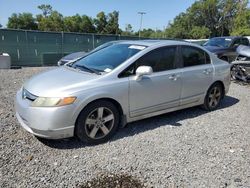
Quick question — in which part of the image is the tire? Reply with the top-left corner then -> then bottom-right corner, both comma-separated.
75,100 -> 119,144
231,65 -> 238,80
202,83 -> 223,111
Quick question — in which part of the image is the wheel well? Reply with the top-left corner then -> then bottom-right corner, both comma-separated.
74,98 -> 124,135
210,81 -> 225,98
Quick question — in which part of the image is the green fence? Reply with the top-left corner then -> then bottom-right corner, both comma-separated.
0,29 -> 145,66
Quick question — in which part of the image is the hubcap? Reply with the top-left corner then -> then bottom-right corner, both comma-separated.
208,86 -> 221,108
85,107 -> 114,139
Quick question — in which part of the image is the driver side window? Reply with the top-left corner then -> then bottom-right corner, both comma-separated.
136,46 -> 176,72
118,46 -> 177,78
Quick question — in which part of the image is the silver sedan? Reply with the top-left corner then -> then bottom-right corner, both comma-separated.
15,40 -> 231,144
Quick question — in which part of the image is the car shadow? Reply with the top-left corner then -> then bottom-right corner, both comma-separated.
38,96 -> 239,149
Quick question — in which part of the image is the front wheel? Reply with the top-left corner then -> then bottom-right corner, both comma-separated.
75,100 -> 119,144
203,83 -> 223,111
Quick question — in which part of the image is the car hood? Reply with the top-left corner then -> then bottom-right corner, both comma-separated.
24,67 -> 99,97
203,45 -> 227,53
62,51 -> 87,61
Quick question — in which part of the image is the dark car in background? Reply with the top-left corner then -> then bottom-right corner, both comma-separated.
57,41 -> 120,66
203,36 -> 250,62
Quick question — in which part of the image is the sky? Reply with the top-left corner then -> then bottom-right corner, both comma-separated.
0,0 -> 198,31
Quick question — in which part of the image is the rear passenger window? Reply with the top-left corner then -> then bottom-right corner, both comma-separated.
181,46 -> 210,67
136,46 -> 176,72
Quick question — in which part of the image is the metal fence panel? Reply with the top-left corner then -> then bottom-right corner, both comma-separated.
0,29 -> 151,67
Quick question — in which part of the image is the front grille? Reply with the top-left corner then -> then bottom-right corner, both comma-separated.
22,88 -> 38,101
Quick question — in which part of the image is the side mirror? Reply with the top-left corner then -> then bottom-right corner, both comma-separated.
135,66 -> 153,81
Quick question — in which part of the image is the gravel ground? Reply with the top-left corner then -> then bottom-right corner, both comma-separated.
0,67 -> 250,188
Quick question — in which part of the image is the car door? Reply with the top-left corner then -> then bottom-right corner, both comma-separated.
179,45 -> 213,106
127,46 -> 182,117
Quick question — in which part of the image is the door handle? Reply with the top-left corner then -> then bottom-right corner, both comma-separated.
203,69 -> 212,75
169,74 -> 179,81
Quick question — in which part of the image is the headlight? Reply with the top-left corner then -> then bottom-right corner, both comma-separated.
31,97 -> 76,107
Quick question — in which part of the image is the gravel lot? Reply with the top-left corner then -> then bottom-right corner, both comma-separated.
1,67 -> 250,188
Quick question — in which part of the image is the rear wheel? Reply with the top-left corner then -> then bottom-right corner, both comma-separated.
75,100 -> 119,144
203,83 -> 223,111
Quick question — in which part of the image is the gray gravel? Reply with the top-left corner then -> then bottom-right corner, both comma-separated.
0,67 -> 250,188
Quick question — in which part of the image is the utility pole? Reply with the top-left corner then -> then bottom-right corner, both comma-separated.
138,12 -> 146,38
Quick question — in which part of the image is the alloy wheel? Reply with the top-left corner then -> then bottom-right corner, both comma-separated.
208,86 -> 221,108
85,107 -> 115,139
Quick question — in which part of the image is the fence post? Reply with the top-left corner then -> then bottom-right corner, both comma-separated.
92,34 -> 95,50
61,31 -> 64,58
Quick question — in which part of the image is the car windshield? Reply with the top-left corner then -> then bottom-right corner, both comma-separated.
203,38 -> 232,48
72,43 -> 146,73
91,42 -> 115,53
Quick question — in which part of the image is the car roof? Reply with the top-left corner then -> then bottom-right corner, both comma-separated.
114,39 -> 192,47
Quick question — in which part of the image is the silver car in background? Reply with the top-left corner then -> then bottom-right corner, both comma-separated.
57,41 -> 120,66
15,40 -> 231,144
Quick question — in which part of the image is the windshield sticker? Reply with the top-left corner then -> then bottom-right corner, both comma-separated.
129,45 -> 146,50
225,38 -> 232,41
104,68 -> 112,73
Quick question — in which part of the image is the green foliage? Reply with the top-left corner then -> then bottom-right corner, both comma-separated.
165,0 -> 249,39
104,11 -> 120,34
80,15 -> 96,33
122,24 -> 133,36
38,4 -> 53,17
190,26 -> 210,39
64,14 -> 82,32
231,8 -> 250,35
64,14 -> 96,33
0,23 -> 2,28
37,11 -> 64,31
6,2 -> 250,38
94,12 -> 107,34
7,13 -> 38,30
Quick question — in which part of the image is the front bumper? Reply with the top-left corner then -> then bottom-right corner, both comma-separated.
15,90 -> 75,139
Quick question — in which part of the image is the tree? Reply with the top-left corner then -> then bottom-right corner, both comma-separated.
231,8 -> 250,35
37,11 -> 64,31
190,26 -> 210,39
164,0 -> 249,39
105,11 -> 120,34
0,23 -> 2,28
134,28 -> 155,38
80,15 -> 96,33
7,13 -> 38,30
38,4 -> 53,17
122,24 -> 133,36
64,14 -> 82,32
94,12 -> 107,34
164,13 -> 190,38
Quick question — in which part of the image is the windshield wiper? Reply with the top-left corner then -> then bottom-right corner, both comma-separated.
74,64 -> 101,75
